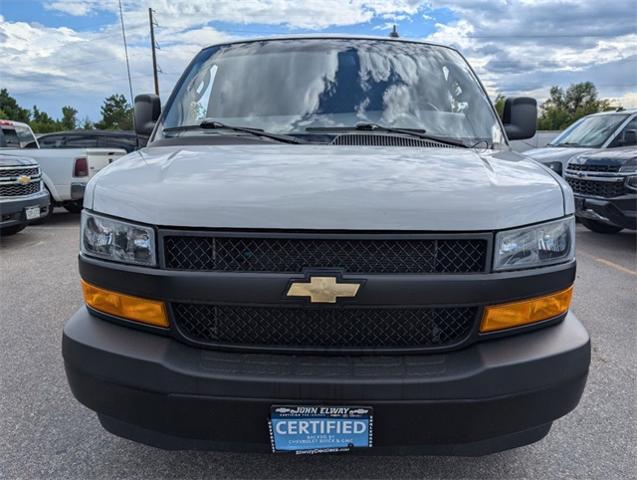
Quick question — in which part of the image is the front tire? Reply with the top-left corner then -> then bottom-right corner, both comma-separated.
579,218 -> 624,234
0,224 -> 26,237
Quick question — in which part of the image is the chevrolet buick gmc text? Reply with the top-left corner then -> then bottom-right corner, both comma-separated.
62,37 -> 591,456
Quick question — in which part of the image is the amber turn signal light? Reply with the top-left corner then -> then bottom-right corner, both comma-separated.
81,280 -> 169,328
480,286 -> 573,333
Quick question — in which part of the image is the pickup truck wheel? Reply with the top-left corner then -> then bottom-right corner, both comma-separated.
579,218 -> 624,234
0,224 -> 26,237
64,202 -> 83,214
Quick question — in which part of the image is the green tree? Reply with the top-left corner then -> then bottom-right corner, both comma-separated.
30,105 -> 60,133
60,105 -> 78,130
538,82 -> 613,130
96,94 -> 133,130
493,94 -> 506,118
81,116 -> 94,130
0,89 -> 30,123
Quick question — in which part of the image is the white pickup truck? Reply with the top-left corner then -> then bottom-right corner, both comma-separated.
0,120 -> 126,216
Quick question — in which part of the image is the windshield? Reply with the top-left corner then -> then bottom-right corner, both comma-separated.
159,39 -> 503,145
550,114 -> 629,148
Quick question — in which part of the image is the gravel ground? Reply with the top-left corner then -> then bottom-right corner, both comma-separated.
1,211 -> 635,479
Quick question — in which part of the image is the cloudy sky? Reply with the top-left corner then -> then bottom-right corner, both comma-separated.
1,0 -> 636,122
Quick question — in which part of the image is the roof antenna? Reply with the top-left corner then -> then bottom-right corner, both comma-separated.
389,25 -> 399,38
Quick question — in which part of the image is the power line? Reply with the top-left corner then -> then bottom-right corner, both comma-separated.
41,52 -> 147,71
14,73 -> 162,96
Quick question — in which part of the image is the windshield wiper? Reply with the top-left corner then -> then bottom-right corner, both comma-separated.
307,122 -> 469,148
549,142 -> 582,148
164,120 -> 305,144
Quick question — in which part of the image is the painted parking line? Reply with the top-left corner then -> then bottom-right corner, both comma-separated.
578,251 -> 637,277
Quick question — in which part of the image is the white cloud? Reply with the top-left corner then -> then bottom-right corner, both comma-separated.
423,1 -> 637,102
45,1 -> 94,16
2,1 -> 635,121
44,0 -> 429,31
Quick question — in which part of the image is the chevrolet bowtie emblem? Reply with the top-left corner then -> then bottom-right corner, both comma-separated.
17,175 -> 31,185
287,276 -> 361,304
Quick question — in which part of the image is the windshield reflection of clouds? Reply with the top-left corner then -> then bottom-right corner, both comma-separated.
162,39 -> 500,143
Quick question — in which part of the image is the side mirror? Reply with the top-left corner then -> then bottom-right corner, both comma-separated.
502,97 -> 537,140
623,129 -> 637,146
134,94 -> 161,136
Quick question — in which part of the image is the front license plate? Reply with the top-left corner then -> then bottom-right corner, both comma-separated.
25,206 -> 40,220
269,405 -> 373,454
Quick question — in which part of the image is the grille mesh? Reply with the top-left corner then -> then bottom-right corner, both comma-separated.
566,177 -> 625,198
0,167 -> 40,178
330,133 -> 458,148
567,163 -> 620,173
163,236 -> 487,274
172,303 -> 477,351
0,181 -> 41,197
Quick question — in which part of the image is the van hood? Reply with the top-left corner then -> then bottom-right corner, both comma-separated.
87,145 -> 568,231
524,146 -> 594,167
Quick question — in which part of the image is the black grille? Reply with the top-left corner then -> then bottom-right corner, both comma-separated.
0,181 -> 41,197
0,167 -> 40,178
163,236 -> 487,273
331,133 -> 457,148
172,303 -> 477,351
566,177 -> 625,198
567,163 -> 620,173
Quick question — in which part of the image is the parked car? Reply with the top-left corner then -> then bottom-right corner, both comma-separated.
38,129 -> 144,153
565,147 -> 637,233
525,109 -> 637,175
63,36 -> 590,456
0,120 -> 127,216
0,154 -> 50,236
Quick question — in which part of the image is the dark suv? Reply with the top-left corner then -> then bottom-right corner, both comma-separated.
0,154 -> 50,236
566,147 -> 637,233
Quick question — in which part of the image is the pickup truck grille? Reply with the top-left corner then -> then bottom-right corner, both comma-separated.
172,303 -> 477,352
163,235 -> 488,274
0,165 -> 42,197
0,166 -> 40,177
0,181 -> 41,197
566,177 -> 625,198
567,164 -> 621,173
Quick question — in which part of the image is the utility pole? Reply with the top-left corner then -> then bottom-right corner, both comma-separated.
149,8 -> 159,96
118,0 -> 134,107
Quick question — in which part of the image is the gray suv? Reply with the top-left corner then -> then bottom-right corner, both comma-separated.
526,109 -> 637,175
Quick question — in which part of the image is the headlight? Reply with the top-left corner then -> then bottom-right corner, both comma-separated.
81,211 -> 156,266
494,217 -> 575,271
625,175 -> 637,190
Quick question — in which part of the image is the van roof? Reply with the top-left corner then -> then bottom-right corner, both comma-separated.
202,34 -> 454,53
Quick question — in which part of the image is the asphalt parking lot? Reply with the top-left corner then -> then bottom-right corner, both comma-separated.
1,211 -> 635,479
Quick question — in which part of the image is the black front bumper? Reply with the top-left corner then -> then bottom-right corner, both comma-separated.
574,194 -> 637,230
0,190 -> 50,227
63,307 -> 590,455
